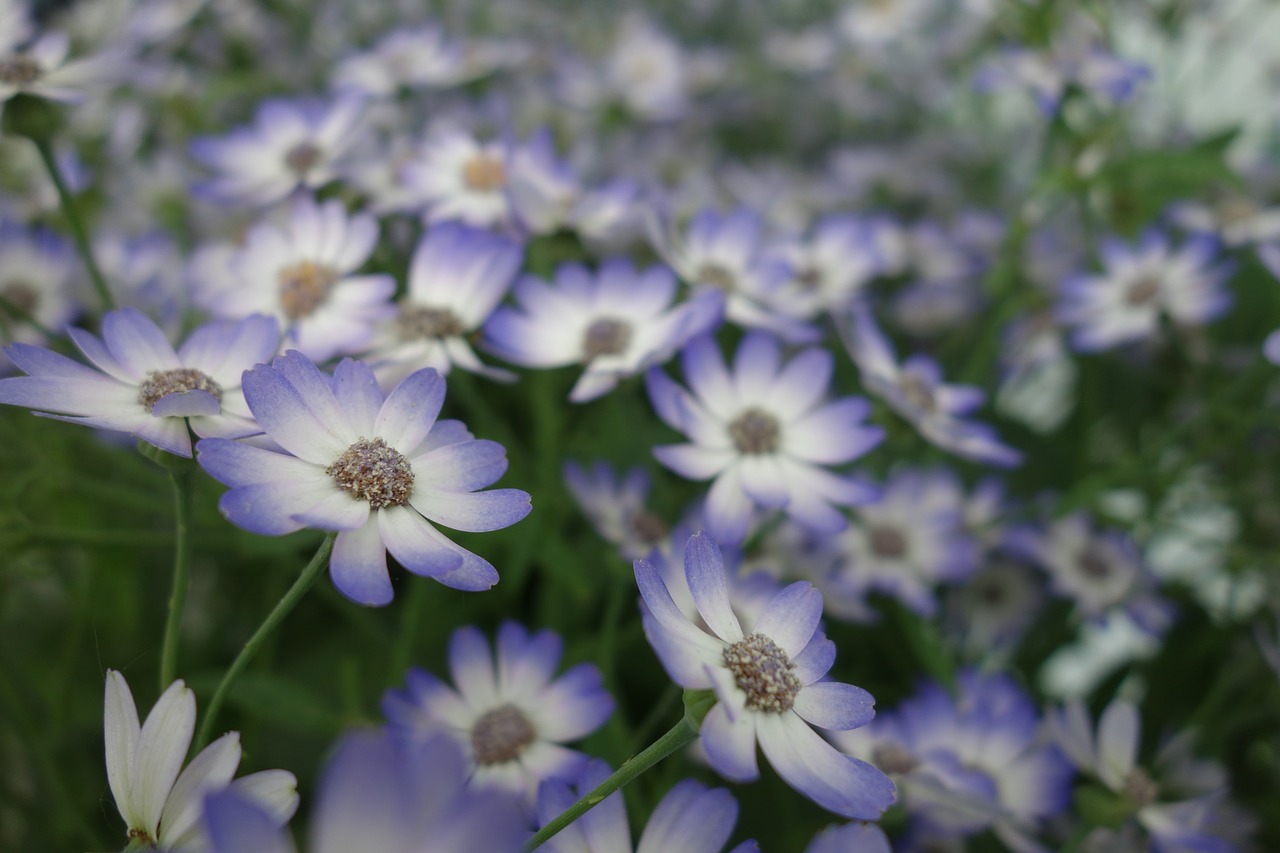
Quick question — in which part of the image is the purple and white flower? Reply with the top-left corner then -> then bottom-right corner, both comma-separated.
203,729 -> 527,853
763,214 -> 886,321
0,308 -> 280,456
647,332 -> 882,545
364,221 -> 522,388
104,670 -> 298,851
382,621 -> 614,807
1057,230 -> 1233,352
635,532 -> 896,819
563,460 -> 669,561
196,352 -> 531,606
191,196 -> 394,362
330,23 -> 499,97
0,222 -> 78,350
485,258 -> 723,403
842,305 -> 1022,468
0,25 -> 128,117
400,128 -> 515,229
1257,243 -> 1280,364
191,95 -> 366,208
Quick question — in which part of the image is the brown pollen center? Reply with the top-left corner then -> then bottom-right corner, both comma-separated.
395,304 -> 465,340
137,368 -> 223,413
1125,276 -> 1160,307
868,524 -> 908,559
722,633 -> 802,713
1077,547 -> 1112,580
0,280 -> 38,318
463,153 -> 505,191
582,318 -> 632,359
629,509 -> 667,544
0,55 -> 41,86
326,437 -> 415,509
284,142 -> 323,176
470,703 -> 536,765
729,407 -> 781,455
278,260 -> 340,320
696,263 -> 737,293
900,372 -> 936,412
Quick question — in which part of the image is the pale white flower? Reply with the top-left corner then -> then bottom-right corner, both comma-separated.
104,670 -> 298,851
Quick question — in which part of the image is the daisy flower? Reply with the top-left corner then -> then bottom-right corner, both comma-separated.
484,258 -> 724,403
191,95 -> 366,208
0,308 -> 280,456
635,532 -> 896,819
646,331 -> 882,545
382,621 -> 614,807
0,222 -> 78,349
0,26 -> 127,118
563,460 -> 669,561
104,670 -> 297,851
196,352 -> 531,606
191,195 -> 395,362
400,128 -> 514,229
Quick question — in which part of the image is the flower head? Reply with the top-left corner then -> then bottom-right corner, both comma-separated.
196,352 -> 530,606
383,622 -> 614,807
104,670 -> 297,850
635,532 -> 896,819
0,308 -> 280,456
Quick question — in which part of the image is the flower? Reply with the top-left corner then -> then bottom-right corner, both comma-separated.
536,760 -> 756,853
190,195 -> 394,362
382,621 -> 614,806
484,258 -> 724,403
647,331 -> 882,545
400,128 -> 515,229
563,460 -> 669,560
202,729 -> 527,853
1057,230 -> 1233,352
104,670 -> 297,850
0,221 -> 77,350
191,95 -> 366,208
634,532 -> 896,819
841,305 -> 1022,468
196,352 -> 531,606
0,23 -> 128,118
330,23 -> 496,97
363,221 -> 522,388
0,308 -> 280,456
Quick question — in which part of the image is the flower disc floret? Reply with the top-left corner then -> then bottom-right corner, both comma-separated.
463,153 -> 506,190
137,368 -> 223,413
728,406 -> 781,454
471,703 -> 537,765
396,304 -> 466,340
0,55 -> 40,85
723,633 -> 801,713
277,259 -> 341,320
284,141 -> 323,176
582,318 -> 632,359
326,437 -> 415,509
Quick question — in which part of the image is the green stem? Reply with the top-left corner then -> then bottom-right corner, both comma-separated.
34,138 -> 115,311
388,577 -> 430,684
524,715 -> 700,851
194,533 -> 335,750
159,469 -> 194,691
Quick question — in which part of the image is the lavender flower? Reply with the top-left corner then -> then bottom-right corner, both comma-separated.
0,308 -> 280,456
400,128 -> 515,229
383,622 -> 614,807
0,222 -> 77,349
635,532 -> 896,819
196,352 -> 530,606
647,332 -> 882,545
563,460 -> 668,560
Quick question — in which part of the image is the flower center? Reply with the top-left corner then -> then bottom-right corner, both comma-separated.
395,304 -> 465,340
696,263 -> 737,293
1215,197 -> 1257,226
629,509 -> 667,544
284,142 -> 323,176
126,827 -> 152,844
278,260 -> 340,320
900,372 -> 936,412
728,407 -> 781,455
582,318 -> 632,359
796,267 -> 823,290
462,153 -> 505,191
1123,768 -> 1159,808
326,437 -> 415,509
137,368 -> 223,412
872,742 -> 919,775
0,54 -> 41,86
1077,547 -> 1112,580
470,703 -> 536,765
1125,276 -> 1160,306
0,280 -> 38,318
868,524 -> 908,559
722,633 -> 802,713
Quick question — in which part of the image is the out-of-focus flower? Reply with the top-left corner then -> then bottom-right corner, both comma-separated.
191,96 -> 366,208
976,36 -> 1149,115
365,221 -> 521,388
635,532 -> 896,819
104,670 -> 297,851
1260,243 -> 1280,363
835,669 -> 1073,850
400,128 -> 515,229
190,196 -> 394,362
485,258 -> 723,403
537,759 -> 756,853
1058,230 -> 1232,352
842,306 -> 1022,468
1171,194 -> 1280,247
763,215 -> 885,320
383,622 -> 613,807
0,21 -> 129,119
647,332 -> 882,545
1047,697 -> 1252,851
331,23 -> 507,97
0,222 -> 77,349
0,308 -> 279,456
202,729 -> 526,853
563,461 -> 668,561
196,353 -> 531,606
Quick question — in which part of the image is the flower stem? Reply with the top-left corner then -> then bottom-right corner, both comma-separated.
159,468 -> 194,692
524,714 -> 700,851
33,137 -> 115,311
194,533 -> 336,751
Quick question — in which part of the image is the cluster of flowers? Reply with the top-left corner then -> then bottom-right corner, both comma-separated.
1,0 -> 1278,850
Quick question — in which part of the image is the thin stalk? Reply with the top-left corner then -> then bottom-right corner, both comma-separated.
159,468 -> 194,691
524,716 -> 699,851
194,534 -> 335,750
33,137 -> 115,310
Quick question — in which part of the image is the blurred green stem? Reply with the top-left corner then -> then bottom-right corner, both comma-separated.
34,138 -> 115,311
195,533 -> 335,750
159,468 -> 194,691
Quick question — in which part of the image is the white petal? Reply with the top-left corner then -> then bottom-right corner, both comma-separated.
131,680 -> 197,838
104,671 -> 141,827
